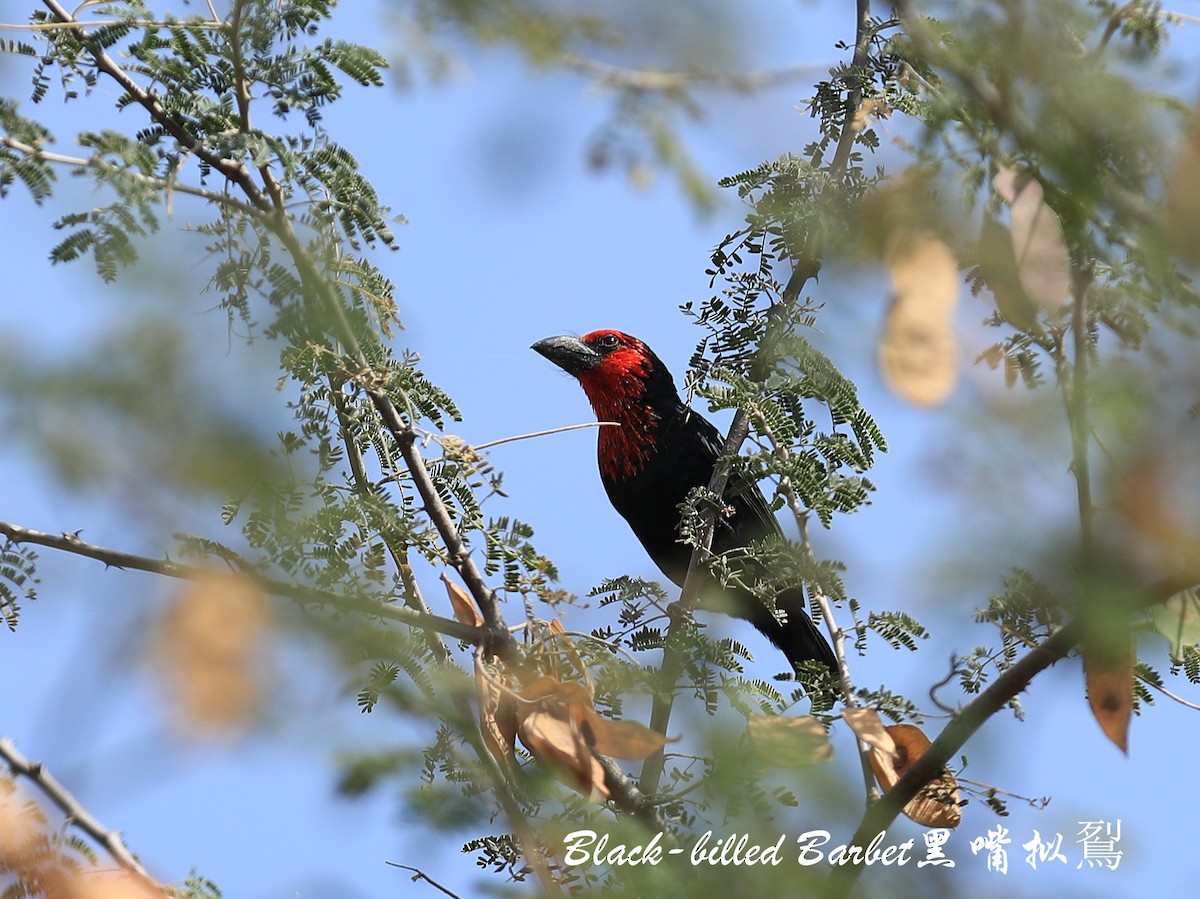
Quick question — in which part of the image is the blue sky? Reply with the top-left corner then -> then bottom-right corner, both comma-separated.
2,2 -> 1198,897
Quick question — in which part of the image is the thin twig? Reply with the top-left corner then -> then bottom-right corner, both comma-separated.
0,737 -> 165,894
1139,674 -> 1200,712
955,776 -> 1051,811
0,136 -> 260,218
328,378 -> 452,663
0,18 -> 225,32
472,420 -> 618,451
385,863 -> 462,898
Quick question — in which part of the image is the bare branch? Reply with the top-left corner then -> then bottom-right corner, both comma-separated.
473,420 -> 618,451
386,863 -> 463,898
0,737 -> 165,893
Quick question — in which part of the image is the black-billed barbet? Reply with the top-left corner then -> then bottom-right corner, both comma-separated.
532,329 -> 837,675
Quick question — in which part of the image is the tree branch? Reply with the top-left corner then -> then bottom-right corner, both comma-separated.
40,0 -> 273,214
821,621 -> 1081,898
0,520 -> 483,643
829,0 -> 877,176
0,737 -> 166,894
636,411 -> 749,796
328,379 -> 452,664
0,136 -> 261,218
640,0 -> 882,798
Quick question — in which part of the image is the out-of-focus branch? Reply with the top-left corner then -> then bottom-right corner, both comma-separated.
561,53 -> 819,94
0,737 -> 165,894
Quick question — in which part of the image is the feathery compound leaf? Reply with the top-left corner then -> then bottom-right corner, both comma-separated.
0,543 -> 39,632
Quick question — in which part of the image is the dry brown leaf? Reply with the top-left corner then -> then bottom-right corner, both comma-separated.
442,573 -> 483,628
1084,635 -> 1135,755
474,656 -> 518,766
522,678 -> 668,762
851,97 -> 878,132
977,214 -> 1041,331
517,679 -> 608,799
515,677 -> 669,799
867,723 -> 962,828
588,718 -> 671,761
879,230 -> 959,406
518,708 -> 610,800
840,707 -> 897,756
1163,109 -> 1200,264
993,165 -> 1070,311
747,714 -> 834,768
154,571 -> 270,738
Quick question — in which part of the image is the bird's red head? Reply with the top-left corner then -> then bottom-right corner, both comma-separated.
532,329 -> 680,480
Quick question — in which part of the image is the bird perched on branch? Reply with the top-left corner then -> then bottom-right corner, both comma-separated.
532,329 -> 837,676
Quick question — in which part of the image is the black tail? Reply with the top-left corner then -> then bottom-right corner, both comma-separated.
743,586 -> 838,676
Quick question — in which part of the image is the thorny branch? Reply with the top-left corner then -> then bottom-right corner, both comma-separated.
0,737 -> 166,894
0,519 -> 483,643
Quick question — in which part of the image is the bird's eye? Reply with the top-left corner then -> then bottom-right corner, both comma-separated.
594,333 -> 621,350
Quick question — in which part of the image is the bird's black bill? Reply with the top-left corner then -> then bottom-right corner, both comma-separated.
531,335 -> 603,376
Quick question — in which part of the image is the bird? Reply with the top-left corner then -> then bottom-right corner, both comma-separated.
531,328 -> 837,676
